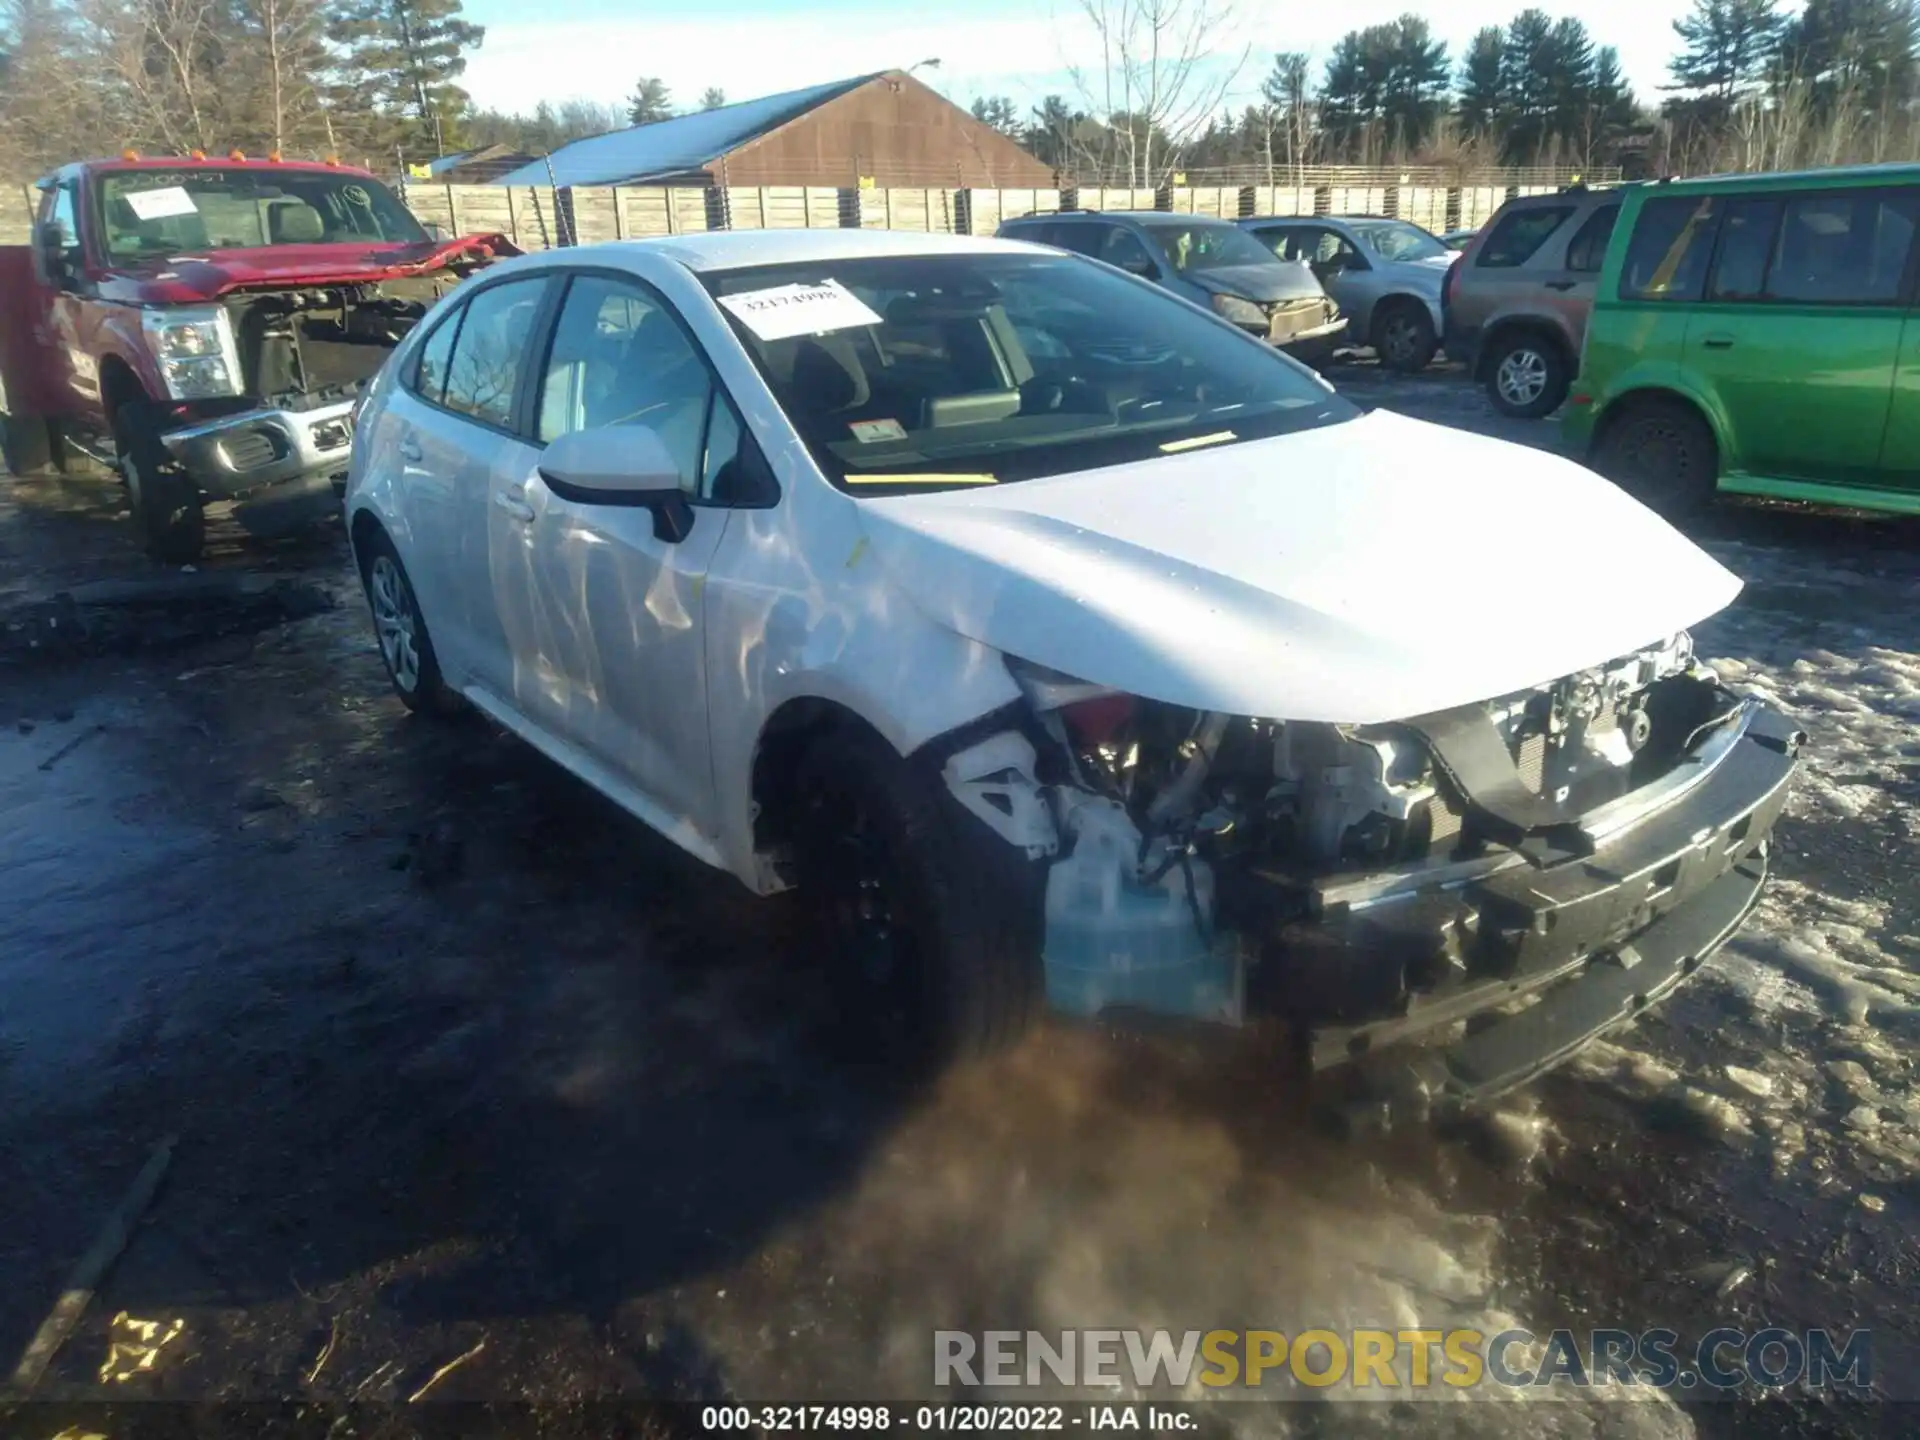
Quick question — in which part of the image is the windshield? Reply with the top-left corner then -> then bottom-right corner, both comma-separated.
97,168 -> 426,261
1139,220 -> 1282,274
1348,220 -> 1450,262
704,253 -> 1355,494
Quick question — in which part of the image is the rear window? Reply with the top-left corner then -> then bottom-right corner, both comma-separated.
1620,195 -> 1720,302
440,277 -> 548,429
1768,190 -> 1918,305
1474,205 -> 1574,268
1564,205 -> 1620,272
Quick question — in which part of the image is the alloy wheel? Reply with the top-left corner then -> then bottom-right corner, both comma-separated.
369,555 -> 422,693
1496,348 -> 1549,408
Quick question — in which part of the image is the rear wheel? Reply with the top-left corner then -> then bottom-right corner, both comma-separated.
1373,301 -> 1437,373
114,402 -> 205,563
792,728 -> 1041,1074
1485,332 -> 1570,419
356,527 -> 461,716
1594,398 -> 1719,518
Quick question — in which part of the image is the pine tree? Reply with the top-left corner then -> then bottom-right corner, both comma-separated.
699,88 -> 726,111
968,96 -> 1021,136
1669,0 -> 1785,101
1783,0 -> 1920,107
330,0 -> 485,157
1456,27 -> 1506,137
626,77 -> 672,125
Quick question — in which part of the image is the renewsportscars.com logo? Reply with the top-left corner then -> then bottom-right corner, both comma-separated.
933,1328 -> 1874,1393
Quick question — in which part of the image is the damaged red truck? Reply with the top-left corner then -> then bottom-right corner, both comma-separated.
0,155 -> 510,562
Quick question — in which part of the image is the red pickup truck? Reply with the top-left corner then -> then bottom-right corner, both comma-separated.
0,155 -> 511,562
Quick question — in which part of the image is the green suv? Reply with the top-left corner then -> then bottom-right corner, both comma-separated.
1563,164 -> 1920,516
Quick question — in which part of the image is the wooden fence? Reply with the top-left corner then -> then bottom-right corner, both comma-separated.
0,170 -> 1594,250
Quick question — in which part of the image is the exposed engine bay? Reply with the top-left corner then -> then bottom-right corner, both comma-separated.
942,632 -> 1795,1093
228,274 -> 457,407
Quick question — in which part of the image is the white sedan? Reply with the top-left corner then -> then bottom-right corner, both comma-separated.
345,229 -> 1798,1106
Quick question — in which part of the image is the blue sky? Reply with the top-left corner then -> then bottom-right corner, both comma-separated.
459,0 -> 1706,125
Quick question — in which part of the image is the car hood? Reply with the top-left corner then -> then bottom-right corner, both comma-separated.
854,410 -> 1741,724
1181,262 -> 1325,304
97,234 -> 515,304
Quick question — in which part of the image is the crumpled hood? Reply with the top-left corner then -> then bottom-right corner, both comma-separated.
1182,262 -> 1325,304
99,234 -> 514,304
855,410 -> 1742,724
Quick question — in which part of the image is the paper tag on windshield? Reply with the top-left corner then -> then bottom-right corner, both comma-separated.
719,279 -> 882,341
849,418 -> 906,443
123,187 -> 199,221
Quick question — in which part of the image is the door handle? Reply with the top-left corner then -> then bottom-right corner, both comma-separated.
1701,333 -> 1735,349
1544,279 -> 1578,292
398,438 -> 423,463
493,489 -> 535,523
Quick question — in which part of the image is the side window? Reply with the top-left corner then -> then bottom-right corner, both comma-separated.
1099,227 -> 1158,274
537,273 -> 712,495
411,307 -> 462,404
1050,223 -> 1106,258
697,391 -> 774,505
1475,205 -> 1575,268
1768,190 -> 1919,305
1620,195 -> 1720,302
1564,204 -> 1620,273
43,181 -> 81,253
1707,197 -> 1784,302
442,277 -> 548,428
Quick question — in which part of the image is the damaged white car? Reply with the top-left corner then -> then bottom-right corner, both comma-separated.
345,230 -> 1801,1111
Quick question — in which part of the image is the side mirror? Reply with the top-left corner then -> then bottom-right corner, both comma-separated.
421,221 -> 448,241
537,424 -> 695,542
33,221 -> 72,288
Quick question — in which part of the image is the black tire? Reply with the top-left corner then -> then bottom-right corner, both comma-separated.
1,411 -> 53,476
1372,300 -> 1438,373
114,402 -> 205,563
792,727 -> 1042,1073
1484,331 -> 1571,419
354,525 -> 461,716
1593,397 -> 1719,518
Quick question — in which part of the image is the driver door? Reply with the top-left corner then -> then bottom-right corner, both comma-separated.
491,271 -> 737,837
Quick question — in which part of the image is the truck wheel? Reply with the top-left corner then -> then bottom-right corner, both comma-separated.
1,412 -> 54,477
1594,398 -> 1718,518
114,403 -> 205,564
793,727 -> 1041,1073
1485,333 -> 1570,419
1373,300 -> 1437,373
355,527 -> 461,716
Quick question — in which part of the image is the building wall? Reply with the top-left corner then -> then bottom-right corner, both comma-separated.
714,73 -> 1056,189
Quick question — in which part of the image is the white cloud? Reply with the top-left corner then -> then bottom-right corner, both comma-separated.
463,1 -> 1693,128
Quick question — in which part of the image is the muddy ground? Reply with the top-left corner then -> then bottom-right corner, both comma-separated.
1,362 -> 1916,1438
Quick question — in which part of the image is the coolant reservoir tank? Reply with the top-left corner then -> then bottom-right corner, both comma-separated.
1042,798 -> 1241,1024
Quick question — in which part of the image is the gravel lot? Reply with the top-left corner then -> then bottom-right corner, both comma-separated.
1,361 -> 1915,1438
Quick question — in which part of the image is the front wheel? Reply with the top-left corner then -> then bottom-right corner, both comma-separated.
1,410 -> 53,477
1593,398 -> 1719,518
114,403 -> 204,563
1373,302 -> 1438,373
1485,334 -> 1570,419
792,729 -> 1041,1073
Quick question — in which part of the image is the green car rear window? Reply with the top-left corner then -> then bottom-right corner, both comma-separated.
1621,195 -> 1720,302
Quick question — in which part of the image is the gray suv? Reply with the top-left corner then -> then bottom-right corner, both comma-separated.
1442,186 -> 1626,418
996,210 -> 1347,362
1238,216 -> 1457,372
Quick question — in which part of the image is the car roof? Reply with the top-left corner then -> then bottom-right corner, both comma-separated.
1647,162 -> 1920,193
543,228 -> 1047,274
1003,210 -> 1236,227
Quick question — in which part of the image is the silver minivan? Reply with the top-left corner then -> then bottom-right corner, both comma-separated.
996,210 -> 1347,362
